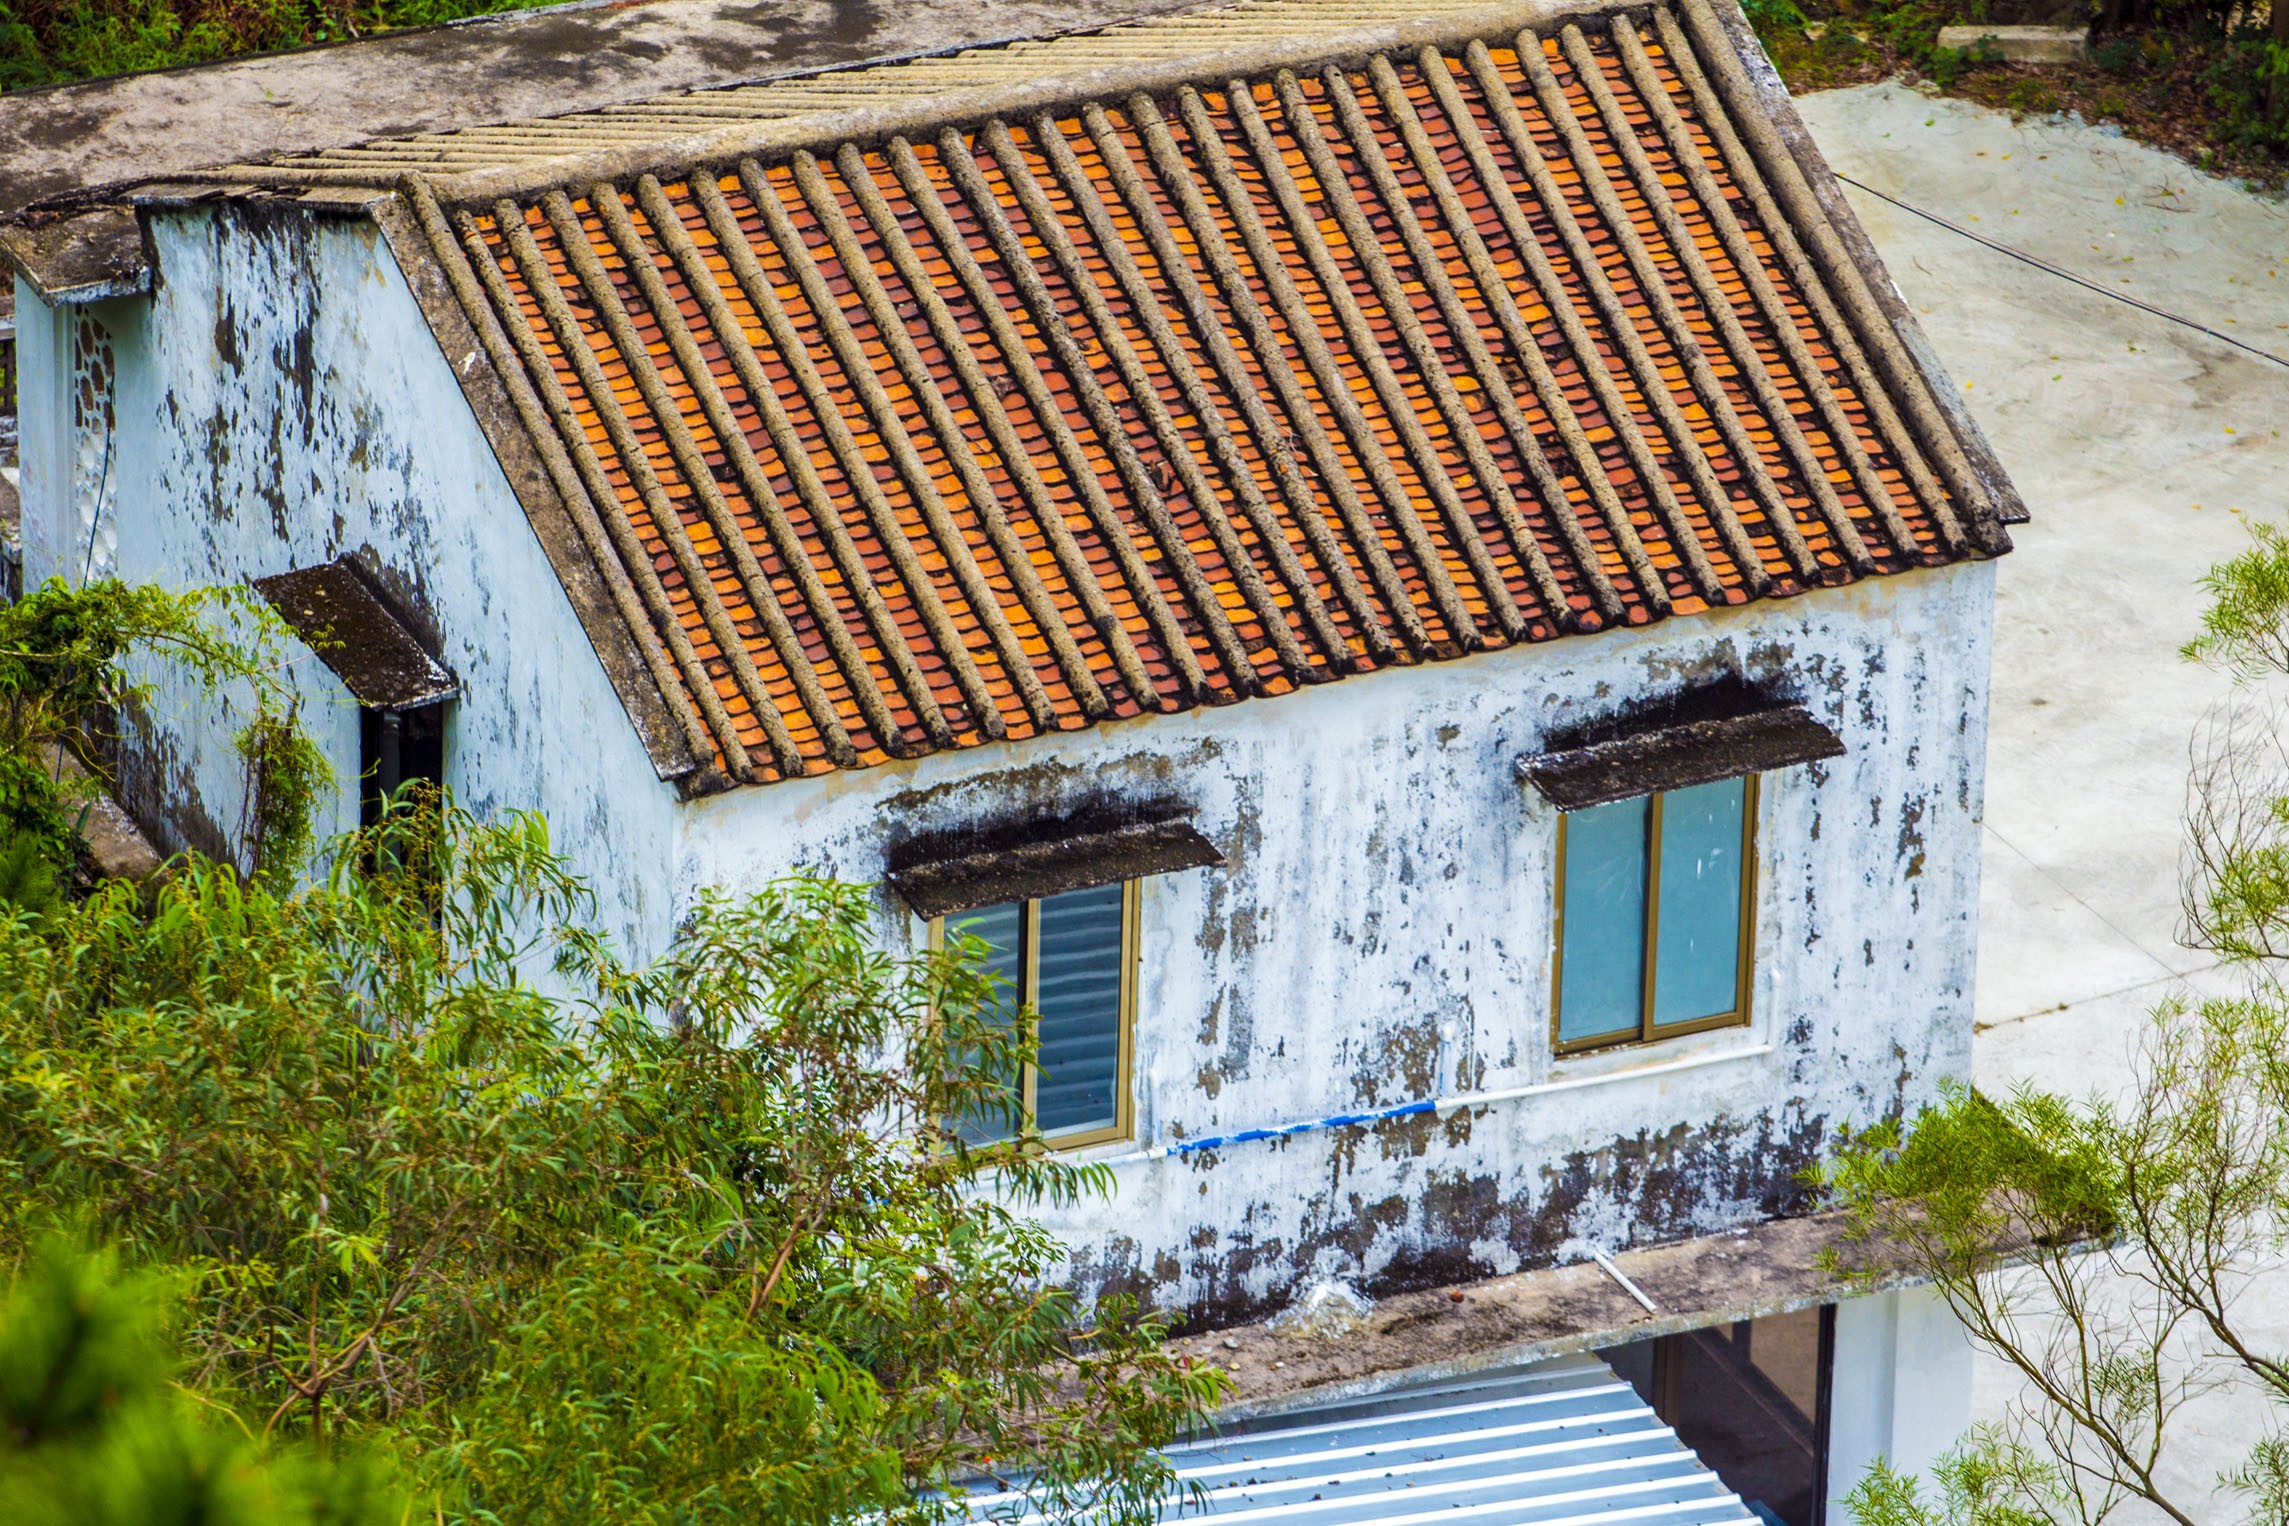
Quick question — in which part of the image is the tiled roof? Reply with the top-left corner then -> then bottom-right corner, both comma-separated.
230,0 -> 2016,788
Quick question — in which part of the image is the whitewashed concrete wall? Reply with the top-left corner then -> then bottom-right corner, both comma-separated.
1827,1286 -> 1976,1514
19,209 -> 1995,1328
677,561 -> 1996,1325
12,212 -> 676,940
14,274 -> 70,584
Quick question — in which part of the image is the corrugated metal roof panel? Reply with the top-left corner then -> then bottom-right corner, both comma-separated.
960,1352 -> 1757,1524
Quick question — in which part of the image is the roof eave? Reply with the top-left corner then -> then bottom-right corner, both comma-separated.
0,205 -> 151,305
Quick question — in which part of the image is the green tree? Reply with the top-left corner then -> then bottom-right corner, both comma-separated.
1,1238 -> 407,1526
0,798 -> 1222,1523
0,0 -> 559,91
1821,522 -> 2289,1525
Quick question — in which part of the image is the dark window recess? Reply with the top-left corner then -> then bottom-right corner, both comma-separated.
1602,1305 -> 1836,1526
0,322 -> 17,446
360,704 -> 446,827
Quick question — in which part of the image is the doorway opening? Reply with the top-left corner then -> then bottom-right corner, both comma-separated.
1602,1303 -> 1836,1525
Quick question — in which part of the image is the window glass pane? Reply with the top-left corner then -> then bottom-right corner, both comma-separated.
946,900 -> 1024,1145
1031,882 -> 1126,1138
1653,777 -> 1747,1027
1557,796 -> 1649,1046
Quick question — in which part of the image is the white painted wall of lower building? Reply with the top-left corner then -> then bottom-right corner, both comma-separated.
1827,1285 -> 1977,1518
672,561 -> 1996,1322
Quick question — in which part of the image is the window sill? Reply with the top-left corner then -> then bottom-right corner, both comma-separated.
1542,1025 -> 1770,1092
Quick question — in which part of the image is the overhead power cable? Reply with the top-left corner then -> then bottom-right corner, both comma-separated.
1835,172 -> 2289,373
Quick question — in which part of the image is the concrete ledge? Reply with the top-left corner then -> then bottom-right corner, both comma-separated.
1168,1209 -> 1912,1418
1934,24 -> 2089,63
42,744 -> 164,882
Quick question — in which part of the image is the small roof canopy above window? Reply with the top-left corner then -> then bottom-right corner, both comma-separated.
1519,700 -> 1844,812
252,559 -> 457,712
888,817 -> 1221,921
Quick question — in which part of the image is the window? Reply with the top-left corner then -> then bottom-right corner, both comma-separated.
359,702 -> 447,827
1553,776 -> 1756,1052
937,879 -> 1138,1149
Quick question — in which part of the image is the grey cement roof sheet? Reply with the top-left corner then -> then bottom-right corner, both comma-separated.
0,0 -> 1217,218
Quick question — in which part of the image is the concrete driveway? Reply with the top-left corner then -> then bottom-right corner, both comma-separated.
1797,80 -> 2289,1516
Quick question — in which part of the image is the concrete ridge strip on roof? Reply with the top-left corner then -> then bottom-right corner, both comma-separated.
174,0 -> 1605,207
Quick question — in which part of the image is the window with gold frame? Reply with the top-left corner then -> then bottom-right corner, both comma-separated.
933,879 -> 1139,1150
1552,776 -> 1758,1054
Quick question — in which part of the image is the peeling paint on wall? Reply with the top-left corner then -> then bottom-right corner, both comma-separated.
22,206 -> 678,940
675,564 -> 1995,1324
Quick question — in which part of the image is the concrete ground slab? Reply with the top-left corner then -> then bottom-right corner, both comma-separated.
1972,823 -> 2171,1024
1797,82 -> 2289,1023
1798,81 -> 2289,1518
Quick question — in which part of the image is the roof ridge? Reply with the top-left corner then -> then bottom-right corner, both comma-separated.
174,0 -> 1609,207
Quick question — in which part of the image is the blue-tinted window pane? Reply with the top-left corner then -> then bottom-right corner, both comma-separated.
1653,777 -> 1748,1027
1558,796 -> 1650,1046
1032,882 -> 1126,1138
946,900 -> 1024,1145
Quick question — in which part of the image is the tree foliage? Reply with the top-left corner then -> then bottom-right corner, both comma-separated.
0,798 -> 1222,1523
1821,520 -> 2289,1524
1,1238 -> 407,1526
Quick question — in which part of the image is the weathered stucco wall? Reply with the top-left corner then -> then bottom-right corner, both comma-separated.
16,208 -> 676,941
14,274 -> 70,583
674,562 -> 1995,1327
18,206 -> 1994,1332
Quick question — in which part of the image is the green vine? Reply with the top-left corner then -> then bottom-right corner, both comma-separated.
0,576 -> 333,893
238,703 -> 332,890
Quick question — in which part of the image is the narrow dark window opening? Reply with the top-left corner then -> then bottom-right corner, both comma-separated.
360,702 -> 446,828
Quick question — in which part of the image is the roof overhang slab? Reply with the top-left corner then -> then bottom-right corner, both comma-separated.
1166,1208 -> 1921,1421
0,205 -> 150,304
252,558 -> 459,711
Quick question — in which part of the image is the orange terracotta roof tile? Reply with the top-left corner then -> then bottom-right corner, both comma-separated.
332,0 -> 2014,787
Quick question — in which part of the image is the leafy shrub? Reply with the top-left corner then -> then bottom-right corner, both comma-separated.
0,578 -> 327,884
2005,74 -> 2062,114
0,803 -> 1223,1523
0,1240 -> 408,1526
2206,30 -> 2289,155
0,0 -> 559,87
1744,0 -> 1811,37
2093,32 -> 2143,71
0,827 -> 64,912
